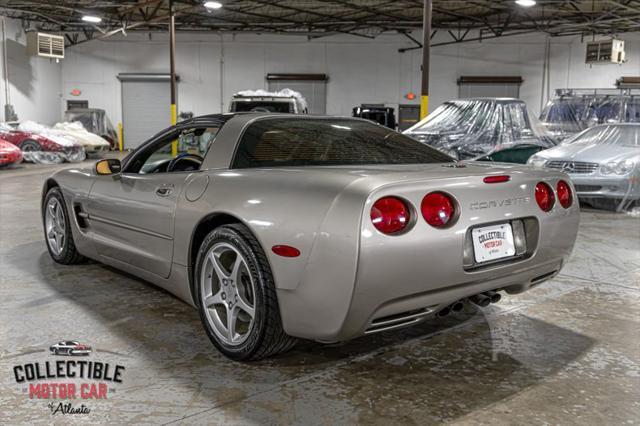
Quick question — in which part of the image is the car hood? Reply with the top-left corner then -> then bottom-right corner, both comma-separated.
405,130 -> 553,160
536,143 -> 639,164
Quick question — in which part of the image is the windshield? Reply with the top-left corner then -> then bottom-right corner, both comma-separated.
233,118 -> 454,168
563,125 -> 640,147
231,101 -> 292,113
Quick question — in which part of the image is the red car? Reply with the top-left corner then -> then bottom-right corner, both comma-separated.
0,138 -> 23,166
0,123 -> 84,163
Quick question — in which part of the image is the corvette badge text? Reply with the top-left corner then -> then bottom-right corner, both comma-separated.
470,196 -> 530,211
11,341 -> 126,416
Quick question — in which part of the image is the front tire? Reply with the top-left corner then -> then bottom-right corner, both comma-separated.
43,187 -> 86,264
195,224 -> 296,361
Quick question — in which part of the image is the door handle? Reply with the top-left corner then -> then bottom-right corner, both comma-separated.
155,186 -> 173,197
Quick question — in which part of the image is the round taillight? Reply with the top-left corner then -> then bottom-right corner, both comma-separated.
421,192 -> 456,228
556,180 -> 573,209
370,197 -> 411,234
535,182 -> 555,212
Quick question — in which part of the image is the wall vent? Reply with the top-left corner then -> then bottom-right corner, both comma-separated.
26,32 -> 65,59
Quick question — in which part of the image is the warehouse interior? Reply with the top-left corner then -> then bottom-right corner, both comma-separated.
1,1 -> 639,424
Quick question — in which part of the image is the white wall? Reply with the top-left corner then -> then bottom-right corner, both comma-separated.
1,17 -> 62,124
3,14 -> 638,126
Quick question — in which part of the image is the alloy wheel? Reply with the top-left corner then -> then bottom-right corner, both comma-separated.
200,242 -> 257,346
45,198 -> 66,256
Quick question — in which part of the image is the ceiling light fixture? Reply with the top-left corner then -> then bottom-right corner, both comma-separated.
515,0 -> 536,6
204,1 -> 223,9
82,15 -> 102,23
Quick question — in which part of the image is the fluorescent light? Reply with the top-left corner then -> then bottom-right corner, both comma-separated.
82,15 -> 102,23
204,1 -> 223,9
515,0 -> 536,6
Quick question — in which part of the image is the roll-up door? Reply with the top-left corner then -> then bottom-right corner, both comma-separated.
118,73 -> 176,149
267,73 -> 328,114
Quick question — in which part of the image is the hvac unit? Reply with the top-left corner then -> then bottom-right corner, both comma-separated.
26,32 -> 64,59
585,39 -> 625,64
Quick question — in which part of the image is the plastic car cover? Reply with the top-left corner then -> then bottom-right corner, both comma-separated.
539,96 -> 591,140
568,125 -> 639,212
530,124 -> 640,212
53,121 -> 111,154
17,121 -> 86,164
234,88 -> 309,112
404,99 -> 555,160
63,109 -> 115,135
540,93 -> 640,141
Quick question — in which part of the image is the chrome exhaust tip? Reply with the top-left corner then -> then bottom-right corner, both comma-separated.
450,301 -> 465,312
484,290 -> 502,304
469,294 -> 491,308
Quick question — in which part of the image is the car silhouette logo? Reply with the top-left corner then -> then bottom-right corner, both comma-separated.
561,162 -> 575,173
49,341 -> 92,356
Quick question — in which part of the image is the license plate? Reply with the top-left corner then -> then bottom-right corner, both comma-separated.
472,223 -> 516,263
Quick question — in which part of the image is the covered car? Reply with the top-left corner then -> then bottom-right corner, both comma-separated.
528,123 -> 640,211
0,138 -> 23,166
63,108 -> 118,149
54,121 -> 110,156
229,89 -> 309,114
540,91 -> 640,141
539,95 -> 591,141
0,122 -> 85,164
404,98 -> 555,161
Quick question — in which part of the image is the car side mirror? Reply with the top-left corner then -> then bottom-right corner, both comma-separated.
96,158 -> 122,175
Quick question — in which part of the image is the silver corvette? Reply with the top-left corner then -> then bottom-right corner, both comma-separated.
42,113 -> 580,361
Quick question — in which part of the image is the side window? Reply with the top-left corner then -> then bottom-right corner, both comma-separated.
133,127 -> 219,174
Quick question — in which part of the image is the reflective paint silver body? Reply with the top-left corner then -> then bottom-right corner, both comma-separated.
43,114 -> 580,342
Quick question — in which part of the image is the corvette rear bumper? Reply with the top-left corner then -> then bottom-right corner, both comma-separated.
342,257 -> 564,340
276,172 -> 580,342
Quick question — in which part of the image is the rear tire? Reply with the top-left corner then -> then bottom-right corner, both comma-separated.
43,187 -> 86,265
195,224 -> 296,361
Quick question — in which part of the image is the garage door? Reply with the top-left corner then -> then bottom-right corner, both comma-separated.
267,74 -> 328,115
457,76 -> 523,99
119,74 -> 173,149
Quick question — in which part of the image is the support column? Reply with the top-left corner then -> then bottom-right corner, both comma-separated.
169,0 -> 178,156
420,0 -> 432,119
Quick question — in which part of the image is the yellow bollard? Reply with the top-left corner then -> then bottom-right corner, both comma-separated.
118,122 -> 124,152
171,104 -> 178,157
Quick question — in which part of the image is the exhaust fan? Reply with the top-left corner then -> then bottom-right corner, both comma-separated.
26,32 -> 64,59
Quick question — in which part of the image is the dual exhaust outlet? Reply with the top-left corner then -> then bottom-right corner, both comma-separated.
436,290 -> 502,317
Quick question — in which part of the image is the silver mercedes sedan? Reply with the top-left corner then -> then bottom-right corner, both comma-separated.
42,113 -> 579,360
528,123 -> 640,208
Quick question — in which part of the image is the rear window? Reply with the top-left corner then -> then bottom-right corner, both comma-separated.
232,118 -> 453,168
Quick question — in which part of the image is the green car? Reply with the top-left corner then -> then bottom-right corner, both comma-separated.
476,144 -> 546,164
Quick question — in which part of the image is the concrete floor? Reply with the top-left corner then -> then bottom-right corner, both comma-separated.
1,159 -> 639,425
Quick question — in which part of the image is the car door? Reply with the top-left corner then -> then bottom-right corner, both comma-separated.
86,127 -> 205,278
